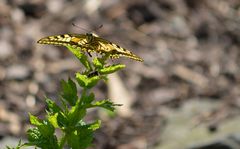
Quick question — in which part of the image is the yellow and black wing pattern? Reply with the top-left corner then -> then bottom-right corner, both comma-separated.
37,33 -> 143,62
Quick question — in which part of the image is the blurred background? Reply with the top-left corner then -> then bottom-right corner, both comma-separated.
1,0 -> 240,148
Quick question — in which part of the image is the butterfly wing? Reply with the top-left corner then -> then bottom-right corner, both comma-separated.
94,36 -> 144,62
37,34 -> 89,51
37,33 -> 143,62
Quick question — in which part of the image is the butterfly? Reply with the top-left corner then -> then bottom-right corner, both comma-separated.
37,33 -> 143,62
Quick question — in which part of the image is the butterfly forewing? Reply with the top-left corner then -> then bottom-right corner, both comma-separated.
37,33 -> 143,62
38,34 -> 85,50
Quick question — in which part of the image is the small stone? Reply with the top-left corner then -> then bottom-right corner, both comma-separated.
43,47 -> 61,60
0,26 -> 14,40
47,0 -> 64,14
11,8 -> 26,24
0,66 -> 6,80
6,64 -> 31,80
28,81 -> 39,94
25,95 -> 36,108
0,40 -> 13,60
19,2 -> 46,18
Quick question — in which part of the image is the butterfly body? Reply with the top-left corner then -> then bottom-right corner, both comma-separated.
37,33 -> 143,62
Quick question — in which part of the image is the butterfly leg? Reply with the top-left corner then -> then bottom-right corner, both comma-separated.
87,51 -> 92,57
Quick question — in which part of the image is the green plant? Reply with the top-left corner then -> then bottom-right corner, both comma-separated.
7,45 -> 128,149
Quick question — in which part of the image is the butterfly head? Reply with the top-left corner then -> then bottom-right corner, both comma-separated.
85,33 -> 99,42
84,33 -> 92,42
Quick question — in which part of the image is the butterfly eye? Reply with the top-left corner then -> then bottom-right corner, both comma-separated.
86,33 -> 93,42
86,33 -> 92,36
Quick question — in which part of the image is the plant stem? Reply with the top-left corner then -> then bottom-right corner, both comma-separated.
80,88 -> 90,105
59,132 -> 67,149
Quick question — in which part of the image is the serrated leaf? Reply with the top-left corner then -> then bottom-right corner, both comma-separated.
66,121 -> 100,148
56,112 -> 68,128
66,46 -> 92,70
99,64 -> 125,74
75,73 -> 88,87
61,78 -> 78,106
88,120 -> 101,131
27,127 -> 59,149
60,97 -> 68,112
29,114 -> 55,138
67,126 -> 93,149
93,100 -> 121,111
46,98 -> 62,114
68,103 -> 86,127
48,113 -> 59,128
87,76 -> 101,88
75,119 -> 86,127
76,73 -> 100,89
45,98 -> 69,128
29,113 -> 42,126
92,57 -> 104,69
27,119 -> 58,148
38,120 -> 55,137
83,92 -> 95,104
27,128 -> 42,143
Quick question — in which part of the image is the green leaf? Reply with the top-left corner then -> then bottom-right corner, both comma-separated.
27,128 -> 42,144
66,46 -> 92,70
46,98 -> 62,114
61,78 -> 78,106
68,103 -> 87,127
29,113 -> 42,126
67,126 -> 94,149
93,100 -> 122,112
27,118 -> 58,148
75,73 -> 88,87
99,64 -> 125,75
60,97 -> 69,112
45,99 -> 69,128
27,127 -> 59,149
29,114 -> 55,137
56,112 -> 68,128
39,120 -> 55,137
92,57 -> 104,69
87,76 -> 101,88
48,113 -> 59,128
76,73 -> 100,89
88,120 -> 101,131
83,92 -> 95,104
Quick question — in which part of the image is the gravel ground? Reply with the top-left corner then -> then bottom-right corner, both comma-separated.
1,0 -> 240,149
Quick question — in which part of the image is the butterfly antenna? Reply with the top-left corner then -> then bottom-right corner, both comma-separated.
72,22 -> 103,33
72,23 -> 91,32
95,24 -> 103,31
91,24 -> 103,33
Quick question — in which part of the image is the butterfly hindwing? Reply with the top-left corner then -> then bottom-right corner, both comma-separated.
94,36 -> 143,62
